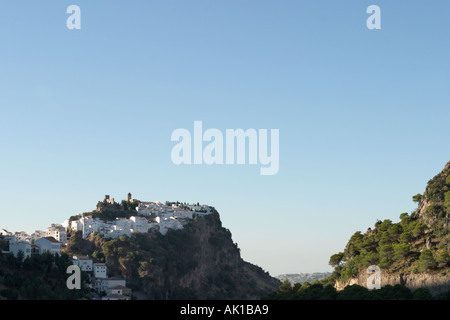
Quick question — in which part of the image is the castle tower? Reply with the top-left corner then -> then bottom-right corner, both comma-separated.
127,192 -> 132,202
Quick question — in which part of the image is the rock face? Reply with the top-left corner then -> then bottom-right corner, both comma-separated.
72,210 -> 281,300
335,270 -> 450,296
412,161 -> 450,229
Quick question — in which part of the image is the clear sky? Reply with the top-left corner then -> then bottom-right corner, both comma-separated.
0,1 -> 449,276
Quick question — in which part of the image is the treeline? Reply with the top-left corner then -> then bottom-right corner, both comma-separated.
263,280 -> 450,300
0,252 -> 90,300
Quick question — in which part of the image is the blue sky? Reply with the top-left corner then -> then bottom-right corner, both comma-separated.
0,1 -> 449,275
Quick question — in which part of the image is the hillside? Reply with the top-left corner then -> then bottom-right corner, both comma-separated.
327,161 -> 450,295
263,161 -> 450,300
65,209 -> 280,299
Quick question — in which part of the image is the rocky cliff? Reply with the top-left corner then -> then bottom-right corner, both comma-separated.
66,210 -> 280,299
335,270 -> 450,296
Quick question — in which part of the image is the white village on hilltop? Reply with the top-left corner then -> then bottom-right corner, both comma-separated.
0,193 -> 212,300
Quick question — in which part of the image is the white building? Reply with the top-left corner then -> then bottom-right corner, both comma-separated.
34,237 -> 62,255
71,219 -> 83,232
94,263 -> 107,279
82,217 -> 104,238
62,219 -> 70,229
157,217 -> 183,235
114,218 -> 130,230
0,228 -> 11,236
31,230 -> 47,241
13,231 -> 31,242
173,210 -> 194,219
95,277 -> 128,295
130,216 -> 149,233
136,203 -> 154,216
4,241 -> 32,259
46,224 -> 68,245
72,255 -> 93,271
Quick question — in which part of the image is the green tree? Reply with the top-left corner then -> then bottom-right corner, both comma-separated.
399,212 -> 411,225
444,191 -> 450,211
378,257 -> 393,269
329,252 -> 344,267
278,280 -> 293,295
320,284 -> 338,300
361,235 -> 378,253
92,250 -> 105,263
16,250 -> 24,265
387,224 -> 403,243
337,285 -> 369,300
379,244 -> 394,260
345,232 -> 364,258
378,220 -> 393,233
412,193 -> 423,204
393,243 -> 410,261
436,250 -> 450,268
359,251 -> 379,267
399,231 -> 413,244
412,288 -> 433,300
379,232 -> 391,246
412,222 -> 427,239
418,249 -> 436,272
446,174 -> 450,186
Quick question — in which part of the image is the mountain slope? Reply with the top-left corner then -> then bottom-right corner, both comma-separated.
328,161 -> 450,295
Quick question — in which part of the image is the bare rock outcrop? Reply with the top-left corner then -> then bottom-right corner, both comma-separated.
335,270 -> 450,296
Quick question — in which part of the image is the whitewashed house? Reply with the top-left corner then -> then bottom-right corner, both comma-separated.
31,230 -> 46,241
114,218 -> 130,230
71,219 -> 83,232
0,228 -> 11,236
94,263 -> 107,279
108,285 -> 131,296
14,231 -> 31,242
72,255 -> 93,271
34,237 -> 62,255
46,224 -> 68,245
130,216 -> 148,233
4,241 -> 32,259
136,203 -> 153,216
81,217 -> 104,238
102,282 -> 131,300
173,210 -> 193,219
97,278 -> 128,294
157,217 -> 183,235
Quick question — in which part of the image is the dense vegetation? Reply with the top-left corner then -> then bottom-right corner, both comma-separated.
0,251 -> 90,300
263,279 -> 450,300
328,163 -> 450,283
